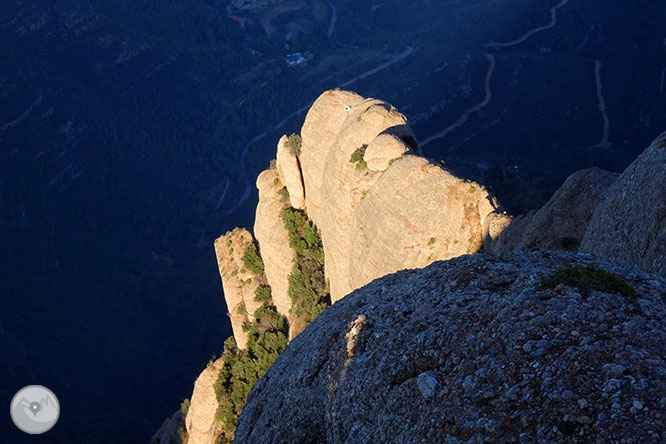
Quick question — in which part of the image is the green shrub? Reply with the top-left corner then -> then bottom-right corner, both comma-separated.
214,303 -> 287,441
541,263 -> 638,298
469,186 -> 476,193
242,244 -> 264,276
273,177 -> 279,187
285,133 -> 302,156
181,398 -> 190,416
269,159 -> 277,169
428,237 -> 436,245
280,208 -> 329,323
349,145 -> 367,170
349,145 -> 367,163
254,285 -> 272,304
277,187 -> 290,202
178,426 -> 187,442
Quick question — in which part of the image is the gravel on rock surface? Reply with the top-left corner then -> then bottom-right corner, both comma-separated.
234,251 -> 666,444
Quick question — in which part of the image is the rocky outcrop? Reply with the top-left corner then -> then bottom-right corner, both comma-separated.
364,133 -> 411,172
253,168 -> 293,319
276,135 -> 305,210
348,155 -> 500,297
148,410 -> 184,444
580,132 -> 666,278
299,90 -> 365,224
495,168 -> 618,253
185,358 -> 224,444
296,90 -> 499,301
234,252 -> 666,444
490,210 -> 535,253
214,229 -> 263,349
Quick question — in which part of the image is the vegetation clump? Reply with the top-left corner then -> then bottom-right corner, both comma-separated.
285,133 -> 302,156
349,145 -> 367,170
281,208 -> 329,323
242,244 -> 264,276
541,263 -> 638,298
214,288 -> 288,443
180,398 -> 190,415
277,187 -> 290,203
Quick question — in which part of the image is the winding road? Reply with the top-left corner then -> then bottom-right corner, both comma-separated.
485,0 -> 570,48
327,1 -> 337,38
591,60 -> 611,148
421,54 -> 495,148
423,0 -> 571,147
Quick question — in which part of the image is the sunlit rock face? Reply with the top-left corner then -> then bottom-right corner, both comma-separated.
348,154 -> 499,298
581,131 -> 666,278
185,358 -> 224,444
233,252 -> 666,444
276,134 -> 306,210
299,89 -> 365,225
213,228 -> 262,349
495,167 -> 618,254
298,90 -> 500,301
253,167 -> 293,320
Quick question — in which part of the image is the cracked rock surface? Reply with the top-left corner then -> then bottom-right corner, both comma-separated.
234,252 -> 666,444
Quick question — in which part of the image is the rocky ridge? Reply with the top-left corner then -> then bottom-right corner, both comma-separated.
494,168 -> 618,253
580,131 -> 666,278
213,228 -> 263,349
234,252 -> 666,444
216,89 -> 504,345
173,93 -> 666,444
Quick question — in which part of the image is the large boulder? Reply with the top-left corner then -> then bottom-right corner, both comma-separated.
253,168 -> 293,320
234,252 -> 666,444
364,133 -> 411,172
496,168 -> 618,253
580,132 -> 666,278
185,358 -> 224,444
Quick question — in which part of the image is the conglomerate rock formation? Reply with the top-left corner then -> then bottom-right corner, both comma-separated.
581,131 -> 666,278
234,252 -> 666,444
253,168 -> 293,321
184,358 -> 224,444
214,89 -> 505,340
175,94 -> 666,444
213,228 -> 263,349
277,89 -> 502,302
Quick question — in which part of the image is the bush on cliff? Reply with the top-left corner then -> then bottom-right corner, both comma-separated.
241,243 -> 264,276
285,133 -> 302,156
213,294 -> 288,442
280,208 -> 329,323
349,144 -> 367,170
